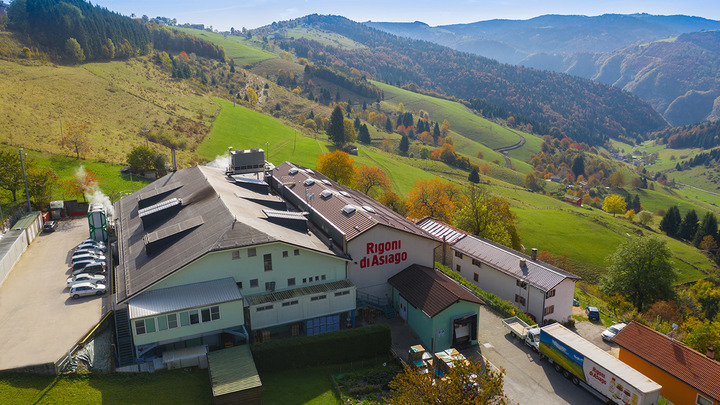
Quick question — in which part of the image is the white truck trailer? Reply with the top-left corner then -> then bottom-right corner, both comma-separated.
539,323 -> 661,405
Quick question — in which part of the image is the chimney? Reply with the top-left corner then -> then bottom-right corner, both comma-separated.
171,149 -> 177,172
520,258 -> 526,267
531,248 -> 537,261
708,346 -> 716,359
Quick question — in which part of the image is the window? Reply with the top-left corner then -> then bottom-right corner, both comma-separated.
515,294 -> 526,306
201,308 -> 211,322
256,305 -> 273,312
282,250 -> 288,258
473,273 -> 479,282
302,278 -> 307,284
250,279 -> 259,288
167,313 -> 178,329
294,249 -> 300,256
315,276 -> 319,281
264,253 -> 272,271
335,290 -> 350,297
189,310 -> 199,325
288,278 -> 296,287
248,248 -> 257,257
265,281 -> 276,291
456,265 -> 461,273
282,300 -> 299,307
697,394 -> 713,405
158,316 -> 168,331
472,258 -> 482,267
321,275 -> 326,281
454,251 -> 463,259
516,280 -> 527,289
210,306 -> 220,320
232,251 -> 240,260
544,305 -> 555,316
546,289 -> 556,298
145,319 -> 156,333
236,281 -> 243,289
135,320 -> 146,335
180,311 -> 190,326
311,295 -> 327,301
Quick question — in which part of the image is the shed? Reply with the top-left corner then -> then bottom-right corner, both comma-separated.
207,345 -> 263,405
12,211 -> 42,246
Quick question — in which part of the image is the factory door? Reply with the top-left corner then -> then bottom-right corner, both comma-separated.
452,314 -> 477,347
398,296 -> 408,321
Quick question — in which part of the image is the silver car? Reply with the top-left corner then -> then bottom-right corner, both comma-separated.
76,243 -> 106,252
67,273 -> 106,287
72,261 -> 106,276
601,323 -> 627,341
69,282 -> 106,299
71,253 -> 106,265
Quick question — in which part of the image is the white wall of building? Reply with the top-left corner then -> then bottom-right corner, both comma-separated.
249,287 -> 356,329
347,225 -> 437,299
542,278 -> 576,323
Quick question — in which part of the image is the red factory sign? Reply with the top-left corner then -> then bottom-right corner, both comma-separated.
360,240 -> 408,268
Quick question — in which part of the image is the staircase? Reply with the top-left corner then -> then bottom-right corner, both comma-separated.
114,305 -> 136,367
356,291 -> 396,318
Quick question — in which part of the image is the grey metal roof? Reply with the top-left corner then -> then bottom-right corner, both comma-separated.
453,235 -> 580,292
114,165 -> 342,303
208,345 -> 262,397
128,278 -> 242,319
416,217 -> 468,245
272,162 -> 437,242
245,279 -> 354,306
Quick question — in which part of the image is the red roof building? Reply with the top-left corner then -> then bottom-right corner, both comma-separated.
613,321 -> 720,405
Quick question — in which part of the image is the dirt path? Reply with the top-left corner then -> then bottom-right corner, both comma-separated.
493,129 -> 526,171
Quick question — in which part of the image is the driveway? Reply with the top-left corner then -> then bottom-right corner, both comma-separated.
0,219 -> 106,371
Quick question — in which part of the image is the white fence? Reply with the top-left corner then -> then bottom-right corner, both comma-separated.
0,230 -> 28,289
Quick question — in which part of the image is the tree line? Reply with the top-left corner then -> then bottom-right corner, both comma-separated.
303,64 -> 383,100
652,120 -> 720,149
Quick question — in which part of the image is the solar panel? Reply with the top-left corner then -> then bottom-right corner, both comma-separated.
263,210 -> 307,221
138,198 -> 182,218
232,176 -> 267,186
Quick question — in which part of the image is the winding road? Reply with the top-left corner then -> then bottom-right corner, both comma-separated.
493,129 -> 526,171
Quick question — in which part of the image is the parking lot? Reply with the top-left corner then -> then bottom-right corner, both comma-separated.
0,218 -> 106,371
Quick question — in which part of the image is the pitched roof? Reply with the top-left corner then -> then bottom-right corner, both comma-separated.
388,264 -> 484,318
416,217 -> 468,245
128,278 -> 243,319
115,165 -> 340,303
453,234 -> 580,292
272,162 -> 436,242
207,345 -> 262,397
613,321 -> 720,401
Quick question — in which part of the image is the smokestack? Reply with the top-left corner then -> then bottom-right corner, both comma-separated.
708,346 -> 716,359
171,149 -> 177,172
520,258 -> 526,267
531,248 -> 537,261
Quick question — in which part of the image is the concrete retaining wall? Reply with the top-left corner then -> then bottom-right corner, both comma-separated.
0,230 -> 28,289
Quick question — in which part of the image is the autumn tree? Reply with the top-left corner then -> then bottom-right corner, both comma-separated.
61,122 -> 91,159
524,172 -> 541,191
65,37 -> 85,64
245,87 -> 258,105
127,146 -> 167,176
691,279 -> 720,320
379,191 -> 408,216
0,150 -> 24,201
608,171 -> 625,187
601,236 -> 676,312
387,356 -> 509,405
355,165 -> 390,197
316,150 -> 355,186
407,179 -> 461,223
328,105 -> 345,146
693,212 -> 718,248
66,167 -> 99,202
682,317 -> 720,361
637,210 -> 654,226
455,185 -> 522,250
602,194 -> 626,217
26,166 -> 58,208
343,119 -> 357,143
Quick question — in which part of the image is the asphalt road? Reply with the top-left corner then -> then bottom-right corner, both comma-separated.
476,306 -> 606,405
0,219 -> 105,371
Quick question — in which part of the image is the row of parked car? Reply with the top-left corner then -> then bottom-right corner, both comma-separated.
67,239 -> 108,299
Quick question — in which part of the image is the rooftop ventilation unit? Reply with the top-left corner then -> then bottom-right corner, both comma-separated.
304,179 -> 315,186
320,190 -> 333,199
289,167 -> 299,175
362,205 -> 376,213
339,191 -> 351,198
305,169 -> 315,174
228,148 -> 265,175
342,205 -> 356,215
321,179 -> 332,185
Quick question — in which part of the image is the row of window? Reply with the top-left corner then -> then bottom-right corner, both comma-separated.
239,275 -> 328,292
544,305 -> 554,316
231,248 -> 301,262
254,290 -> 351,312
135,306 -> 220,335
514,294 -> 526,306
455,251 -> 482,268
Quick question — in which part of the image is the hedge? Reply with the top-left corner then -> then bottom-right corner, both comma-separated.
251,324 -> 391,372
436,263 -> 534,325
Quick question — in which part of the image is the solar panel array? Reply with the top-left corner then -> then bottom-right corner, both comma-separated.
138,198 -> 182,218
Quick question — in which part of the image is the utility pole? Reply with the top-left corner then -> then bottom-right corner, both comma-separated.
19,148 -> 31,212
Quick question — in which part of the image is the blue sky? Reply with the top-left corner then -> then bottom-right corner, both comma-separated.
92,0 -> 720,31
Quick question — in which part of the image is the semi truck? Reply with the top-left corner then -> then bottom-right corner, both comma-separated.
502,316 -> 540,351
538,323 -> 661,405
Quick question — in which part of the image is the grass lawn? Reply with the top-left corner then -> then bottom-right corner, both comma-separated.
260,366 -> 339,405
0,369 -> 212,405
172,27 -> 276,65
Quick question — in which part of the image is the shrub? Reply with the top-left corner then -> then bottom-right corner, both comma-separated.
251,324 -> 391,372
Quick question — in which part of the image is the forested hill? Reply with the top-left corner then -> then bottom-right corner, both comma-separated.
265,15 -> 667,146
651,120 -> 720,150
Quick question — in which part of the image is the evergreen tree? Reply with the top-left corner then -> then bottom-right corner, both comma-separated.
396,114 -> 402,128
468,167 -> 480,184
693,212 -> 718,247
399,135 -> 409,155
659,206 -> 682,238
632,194 -> 641,213
362,101 -> 367,110
385,117 -> 393,132
354,117 -> 361,131
358,124 -> 371,144
433,123 -> 441,141
328,106 -> 345,146
572,155 -> 585,178
679,209 -> 699,241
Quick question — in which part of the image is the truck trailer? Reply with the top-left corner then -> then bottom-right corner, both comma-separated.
539,323 -> 661,405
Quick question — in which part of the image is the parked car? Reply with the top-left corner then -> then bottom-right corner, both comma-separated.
72,261 -> 106,276
601,323 -> 627,341
80,238 -> 105,246
69,282 -> 106,299
585,306 -> 600,321
72,248 -> 103,257
71,253 -> 105,265
72,259 -> 105,272
67,273 -> 106,287
76,242 -> 106,252
43,221 -> 57,233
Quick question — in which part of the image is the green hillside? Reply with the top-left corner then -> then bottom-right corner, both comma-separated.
172,27 -> 275,65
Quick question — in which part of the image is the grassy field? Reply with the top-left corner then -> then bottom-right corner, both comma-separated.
285,27 -> 366,50
172,27 -> 276,65
0,370 -> 212,405
260,367 -> 339,405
